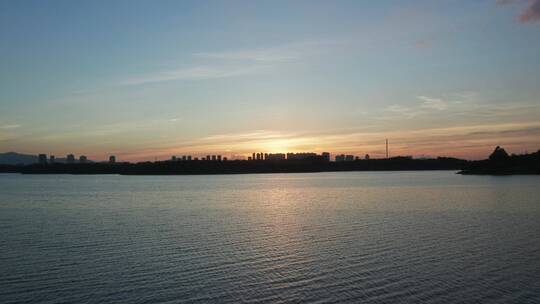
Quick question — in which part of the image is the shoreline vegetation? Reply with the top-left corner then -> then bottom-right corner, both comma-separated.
458,147 -> 540,175
0,147 -> 538,175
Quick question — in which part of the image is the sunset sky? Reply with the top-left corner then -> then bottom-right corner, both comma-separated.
1,0 -> 539,161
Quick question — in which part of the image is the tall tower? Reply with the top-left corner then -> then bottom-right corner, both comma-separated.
386,139 -> 389,159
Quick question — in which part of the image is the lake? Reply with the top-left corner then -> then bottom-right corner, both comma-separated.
1,171 -> 539,303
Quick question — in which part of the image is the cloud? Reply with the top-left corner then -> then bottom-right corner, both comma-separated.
417,96 -> 448,110
124,120 -> 540,161
384,104 -> 412,114
382,96 -> 449,119
195,48 -> 297,62
520,0 -> 540,23
120,39 -> 343,86
413,36 -> 438,49
414,39 -> 429,49
496,0 -> 516,5
195,40 -> 343,63
121,65 -> 268,86
0,124 -> 21,130
497,0 -> 540,23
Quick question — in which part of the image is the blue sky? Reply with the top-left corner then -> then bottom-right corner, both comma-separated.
1,0 -> 539,160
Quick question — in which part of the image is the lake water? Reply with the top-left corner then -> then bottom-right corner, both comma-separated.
1,171 -> 539,303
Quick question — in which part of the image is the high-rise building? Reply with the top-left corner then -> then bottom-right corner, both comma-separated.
287,152 -> 318,160
364,154 -> 370,160
67,154 -> 75,164
79,155 -> 88,163
171,156 -> 177,161
335,154 -> 345,162
182,155 -> 187,161
109,155 -> 116,163
212,155 -> 216,161
49,155 -> 55,163
38,154 -> 47,164
217,155 -> 222,161
223,157 -> 228,161
252,153 -> 256,161
266,153 -> 286,161
322,152 -> 330,162
345,155 -> 354,162
187,156 -> 192,161
206,155 -> 211,161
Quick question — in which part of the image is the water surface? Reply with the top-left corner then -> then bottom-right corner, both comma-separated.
1,172 -> 539,303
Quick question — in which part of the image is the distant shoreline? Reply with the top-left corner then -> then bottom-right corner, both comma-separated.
0,157 -> 466,176
0,169 -> 462,176
2,149 -> 538,176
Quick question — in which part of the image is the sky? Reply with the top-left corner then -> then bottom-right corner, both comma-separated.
1,0 -> 539,161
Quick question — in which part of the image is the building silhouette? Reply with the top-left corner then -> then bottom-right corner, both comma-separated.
266,153 -> 286,161
50,155 -> 55,163
79,155 -> 88,163
67,154 -> 75,164
335,154 -> 355,162
286,152 -> 318,160
38,154 -> 47,164
322,152 -> 330,162
109,155 -> 116,163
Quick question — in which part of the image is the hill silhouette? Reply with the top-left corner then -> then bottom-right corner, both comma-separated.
0,152 -> 38,165
459,148 -> 540,175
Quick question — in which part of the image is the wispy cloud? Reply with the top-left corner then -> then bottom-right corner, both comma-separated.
195,48 -> 297,62
200,130 -> 287,142
385,104 -> 411,114
497,0 -> 540,23
383,95 -> 450,118
414,39 -> 430,49
124,120 -> 540,161
496,0 -> 516,5
520,0 -> 540,22
121,39 -> 343,86
417,96 -> 448,110
0,125 -> 21,142
121,65 -> 269,86
195,40 -> 343,62
0,124 -> 21,130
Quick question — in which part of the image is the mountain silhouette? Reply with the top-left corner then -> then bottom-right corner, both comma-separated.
0,152 -> 38,165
